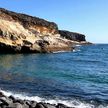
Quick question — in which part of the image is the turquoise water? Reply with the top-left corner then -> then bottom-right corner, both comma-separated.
0,44 -> 108,107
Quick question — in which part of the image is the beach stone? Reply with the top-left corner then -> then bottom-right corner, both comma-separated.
8,102 -> 29,108
24,100 -> 37,108
9,95 -> 15,102
0,97 -> 13,106
13,99 -> 24,104
22,103 -> 29,108
30,101 -> 37,108
24,100 -> 31,106
35,103 -> 45,108
42,103 -> 56,108
11,102 -> 23,108
56,103 -> 70,108
0,92 -> 5,97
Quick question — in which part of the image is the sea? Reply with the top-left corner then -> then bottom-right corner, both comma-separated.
0,44 -> 108,108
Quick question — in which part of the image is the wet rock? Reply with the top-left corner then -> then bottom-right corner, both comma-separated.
24,100 -> 37,108
0,97 -> 11,106
56,103 -> 70,108
30,101 -> 37,108
35,103 -> 45,108
42,103 -> 56,108
0,92 -> 5,97
9,95 -> 15,102
13,99 -> 24,104
0,91 -> 73,108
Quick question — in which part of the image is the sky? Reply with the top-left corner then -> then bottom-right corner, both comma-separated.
0,0 -> 108,43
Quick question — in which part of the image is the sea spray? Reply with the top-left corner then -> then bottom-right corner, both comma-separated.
0,89 -> 108,108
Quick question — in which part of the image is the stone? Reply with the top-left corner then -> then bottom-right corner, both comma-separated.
0,92 -> 5,97
24,100 -> 37,108
9,95 -> 15,102
0,97 -> 10,106
0,91 -> 73,108
13,99 -> 24,104
59,30 -> 86,42
10,102 -> 23,108
41,103 -> 56,108
35,103 -> 45,108
56,103 -> 70,108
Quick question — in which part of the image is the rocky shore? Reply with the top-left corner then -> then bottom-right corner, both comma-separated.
0,8 -> 90,53
0,92 -> 73,108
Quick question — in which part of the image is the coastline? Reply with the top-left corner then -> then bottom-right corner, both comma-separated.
0,90 -> 73,108
0,8 -> 91,54
0,89 -> 108,108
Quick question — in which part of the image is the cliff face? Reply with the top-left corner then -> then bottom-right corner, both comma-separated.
59,30 -> 86,42
0,8 -> 88,53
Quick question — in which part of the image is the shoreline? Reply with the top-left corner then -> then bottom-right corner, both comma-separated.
0,89 -> 107,108
0,90 -> 72,108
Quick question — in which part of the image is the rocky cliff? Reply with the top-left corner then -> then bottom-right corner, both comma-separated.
0,8 -> 89,53
59,30 -> 86,42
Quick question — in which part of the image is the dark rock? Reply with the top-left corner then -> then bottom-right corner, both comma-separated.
30,101 -> 37,108
9,95 -> 15,102
59,30 -> 86,42
23,40 -> 32,46
13,99 -> 24,105
25,100 -> 37,108
0,92 -> 5,97
0,29 -> 3,36
56,103 -> 70,108
0,97 -> 12,107
41,103 -> 56,108
0,42 -> 22,53
35,103 -> 45,108
0,8 -> 58,34
10,34 -> 18,41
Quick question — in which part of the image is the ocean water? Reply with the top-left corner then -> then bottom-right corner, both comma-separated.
0,44 -> 108,108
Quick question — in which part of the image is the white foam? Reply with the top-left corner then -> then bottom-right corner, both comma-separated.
0,89 -> 108,108
53,50 -> 71,54
75,45 -> 82,47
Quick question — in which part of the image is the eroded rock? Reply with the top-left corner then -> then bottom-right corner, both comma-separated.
0,8 -> 90,53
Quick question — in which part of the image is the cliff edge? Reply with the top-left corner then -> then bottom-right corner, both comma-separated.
0,8 -> 89,53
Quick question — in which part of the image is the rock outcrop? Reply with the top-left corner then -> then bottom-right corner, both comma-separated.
0,8 -> 89,53
59,30 -> 86,42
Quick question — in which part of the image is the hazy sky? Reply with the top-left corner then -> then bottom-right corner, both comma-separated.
0,0 -> 108,43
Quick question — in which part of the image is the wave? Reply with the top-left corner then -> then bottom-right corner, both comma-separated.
0,89 -> 108,108
75,45 -> 82,47
53,50 -> 72,54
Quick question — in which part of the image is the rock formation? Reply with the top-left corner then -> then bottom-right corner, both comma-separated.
0,8 -> 89,53
59,30 -> 86,42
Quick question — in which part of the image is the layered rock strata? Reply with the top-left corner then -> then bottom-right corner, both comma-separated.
0,8 -> 89,53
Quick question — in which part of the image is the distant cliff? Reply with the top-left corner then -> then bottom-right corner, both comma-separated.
59,30 -> 86,42
0,8 -> 89,53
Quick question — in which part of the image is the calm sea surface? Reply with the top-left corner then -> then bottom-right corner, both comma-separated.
0,44 -> 108,107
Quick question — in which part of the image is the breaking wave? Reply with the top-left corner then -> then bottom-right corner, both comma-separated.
0,89 -> 108,108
